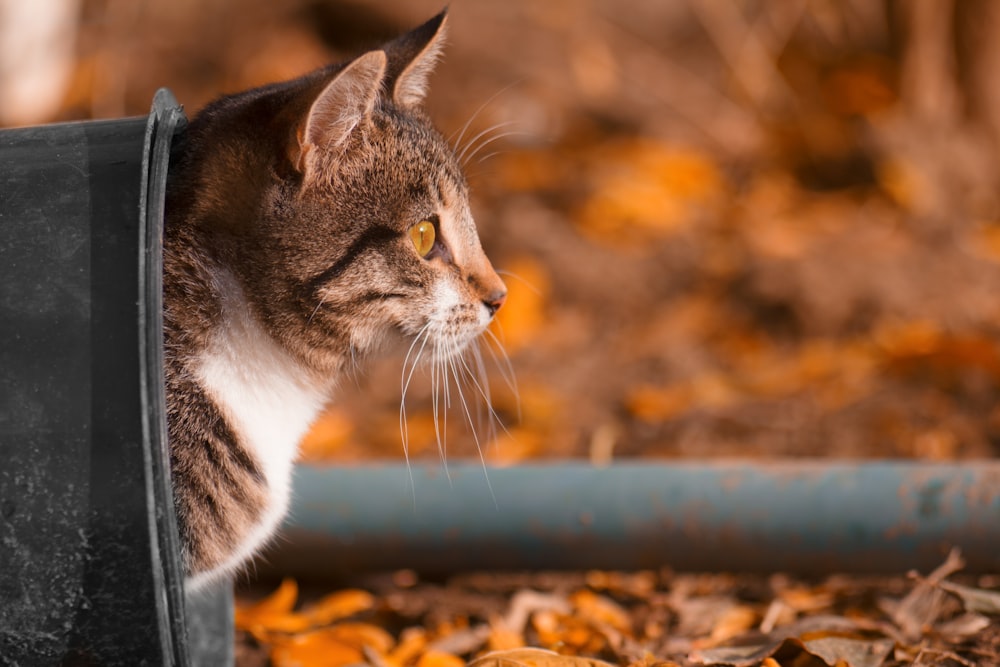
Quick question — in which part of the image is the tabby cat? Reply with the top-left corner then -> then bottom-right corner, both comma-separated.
163,11 -> 506,591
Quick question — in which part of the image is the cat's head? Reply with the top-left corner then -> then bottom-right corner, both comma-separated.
187,11 -> 506,373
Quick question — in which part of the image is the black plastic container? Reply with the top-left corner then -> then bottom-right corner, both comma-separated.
0,90 -> 231,666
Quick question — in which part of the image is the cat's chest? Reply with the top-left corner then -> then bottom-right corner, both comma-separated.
193,306 -> 328,494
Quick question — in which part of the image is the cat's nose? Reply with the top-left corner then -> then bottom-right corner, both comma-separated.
483,289 -> 507,317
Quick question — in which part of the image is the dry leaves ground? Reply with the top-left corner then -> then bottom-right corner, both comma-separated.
235,550 -> 1000,667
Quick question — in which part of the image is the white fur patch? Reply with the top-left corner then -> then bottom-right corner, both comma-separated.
432,279 -> 463,319
189,279 -> 328,589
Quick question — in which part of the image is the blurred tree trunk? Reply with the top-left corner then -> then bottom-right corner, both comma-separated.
954,0 -> 1000,170
890,0 -> 1000,229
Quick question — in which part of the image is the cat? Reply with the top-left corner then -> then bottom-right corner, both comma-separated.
162,10 -> 506,592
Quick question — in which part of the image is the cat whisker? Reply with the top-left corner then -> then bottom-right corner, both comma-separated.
458,345 -> 494,443
495,269 -> 543,296
466,342 -> 495,447
431,336 -> 451,482
471,341 -> 502,447
475,150 -> 508,166
399,325 -> 434,504
449,80 -> 522,152
400,324 -> 433,468
306,296 -> 326,325
483,327 -> 520,420
457,348 -> 513,443
431,338 -> 453,482
430,339 -> 440,444
447,351 -> 497,509
455,121 -> 518,166
347,342 -> 363,387
462,130 -> 532,167
461,129 -> 535,167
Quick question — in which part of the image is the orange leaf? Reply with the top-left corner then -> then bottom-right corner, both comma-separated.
530,610 -> 564,648
317,622 -> 395,654
488,615 -> 526,652
235,578 -> 299,630
416,650 -> 466,667
270,631 -> 365,667
569,590 -> 632,634
471,648 -> 618,667
388,627 -> 428,666
709,605 -> 758,644
584,570 -> 657,599
301,589 -> 375,626
244,612 -> 314,640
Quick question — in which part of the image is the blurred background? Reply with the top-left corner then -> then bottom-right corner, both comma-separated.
4,0 -> 1000,463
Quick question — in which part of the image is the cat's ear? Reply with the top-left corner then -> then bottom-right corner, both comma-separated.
298,50 -> 387,173
386,10 -> 448,109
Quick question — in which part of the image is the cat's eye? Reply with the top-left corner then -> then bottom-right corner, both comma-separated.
409,220 -> 436,257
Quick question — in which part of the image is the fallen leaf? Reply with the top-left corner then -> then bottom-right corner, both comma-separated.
803,637 -> 894,667
676,596 -> 743,638
416,650 -> 466,667
469,648 -> 617,667
778,586 -> 836,614
269,631 -> 365,667
689,641 -> 770,666
235,579 -> 306,636
937,580 -> 1000,616
315,622 -> 395,654
488,615 -> 526,652
891,548 -> 966,642
301,589 -> 376,626
388,627 -> 429,667
236,582 -> 377,645
708,606 -> 758,645
584,571 -> 658,599
934,612 -> 991,638
690,635 -> 893,667
236,578 -> 298,625
570,589 -> 633,634
624,658 -> 682,667
502,590 -> 572,636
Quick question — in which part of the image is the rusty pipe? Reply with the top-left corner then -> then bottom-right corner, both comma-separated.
265,461 -> 1000,577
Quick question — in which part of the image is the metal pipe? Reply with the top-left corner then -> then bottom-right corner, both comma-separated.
267,461 -> 1000,577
